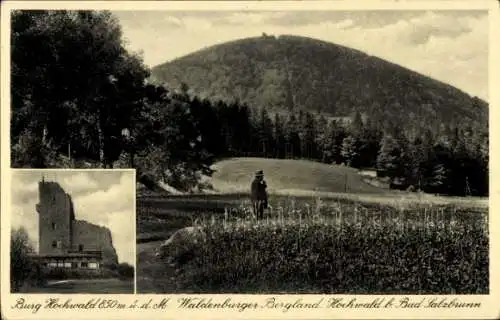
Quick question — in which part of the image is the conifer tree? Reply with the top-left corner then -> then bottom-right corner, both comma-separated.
301,112 -> 317,159
341,135 -> 360,167
284,114 -> 301,159
377,134 -> 403,183
315,115 -> 329,162
257,107 -> 274,157
273,113 -> 286,158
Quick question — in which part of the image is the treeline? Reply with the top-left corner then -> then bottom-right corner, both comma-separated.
11,10 -> 488,196
167,96 -> 489,197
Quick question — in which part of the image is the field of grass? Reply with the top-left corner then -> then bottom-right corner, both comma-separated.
208,157 -> 389,194
136,157 -> 488,293
136,193 -> 488,294
16,278 -> 134,294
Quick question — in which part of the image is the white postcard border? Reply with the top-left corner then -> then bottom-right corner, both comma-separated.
1,1 -> 499,319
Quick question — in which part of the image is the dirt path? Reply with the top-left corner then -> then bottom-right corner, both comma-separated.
137,240 -> 180,293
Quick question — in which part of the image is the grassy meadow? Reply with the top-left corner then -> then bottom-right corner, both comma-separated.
136,158 -> 489,294
208,158 -> 388,194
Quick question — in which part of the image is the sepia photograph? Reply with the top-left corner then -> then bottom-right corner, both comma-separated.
10,170 -> 136,294
7,6 -> 490,298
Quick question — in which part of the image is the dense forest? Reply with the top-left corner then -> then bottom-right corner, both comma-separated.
139,90 -> 489,197
152,34 -> 489,134
11,10 -> 488,197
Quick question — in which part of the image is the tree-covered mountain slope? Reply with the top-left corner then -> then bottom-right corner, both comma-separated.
151,34 -> 488,131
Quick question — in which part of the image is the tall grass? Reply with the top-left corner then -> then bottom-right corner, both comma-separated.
160,198 -> 488,294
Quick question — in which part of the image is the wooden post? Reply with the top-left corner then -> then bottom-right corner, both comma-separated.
465,176 -> 471,196
344,174 -> 348,193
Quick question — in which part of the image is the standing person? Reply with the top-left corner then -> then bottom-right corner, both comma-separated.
251,170 -> 268,220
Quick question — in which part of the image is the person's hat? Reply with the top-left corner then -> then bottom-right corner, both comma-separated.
255,170 -> 264,176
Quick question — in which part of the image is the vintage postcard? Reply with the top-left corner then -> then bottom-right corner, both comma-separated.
1,0 -> 499,319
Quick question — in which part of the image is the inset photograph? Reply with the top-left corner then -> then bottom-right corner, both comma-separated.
10,170 -> 135,293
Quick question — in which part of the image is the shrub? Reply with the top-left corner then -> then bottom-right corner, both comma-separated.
11,228 -> 45,292
117,263 -> 135,279
11,129 -> 59,168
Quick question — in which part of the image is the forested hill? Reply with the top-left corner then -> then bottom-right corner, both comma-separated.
151,34 -> 488,132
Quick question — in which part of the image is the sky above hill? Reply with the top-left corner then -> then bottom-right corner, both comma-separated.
114,10 -> 489,101
10,170 -> 135,266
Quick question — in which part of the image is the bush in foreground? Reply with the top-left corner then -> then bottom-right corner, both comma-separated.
162,202 -> 488,294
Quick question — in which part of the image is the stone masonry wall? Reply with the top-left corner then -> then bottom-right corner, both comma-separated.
37,181 -> 73,254
71,220 -> 119,267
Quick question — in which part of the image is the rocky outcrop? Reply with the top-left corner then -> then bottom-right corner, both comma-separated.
72,220 -> 118,267
156,226 -> 206,261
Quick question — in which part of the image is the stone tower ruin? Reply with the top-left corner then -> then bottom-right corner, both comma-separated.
37,180 -> 75,254
34,178 -> 119,271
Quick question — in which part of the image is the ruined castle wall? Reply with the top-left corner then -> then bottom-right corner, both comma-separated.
37,182 -> 73,254
71,220 -> 119,267
36,181 -> 120,269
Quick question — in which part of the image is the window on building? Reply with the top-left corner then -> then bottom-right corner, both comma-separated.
88,262 -> 98,269
81,262 -> 88,268
78,244 -> 84,252
48,262 -> 57,268
72,262 -> 78,269
56,241 -> 62,249
57,261 -> 64,268
64,262 -> 71,268
51,222 -> 56,230
52,241 -> 57,248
